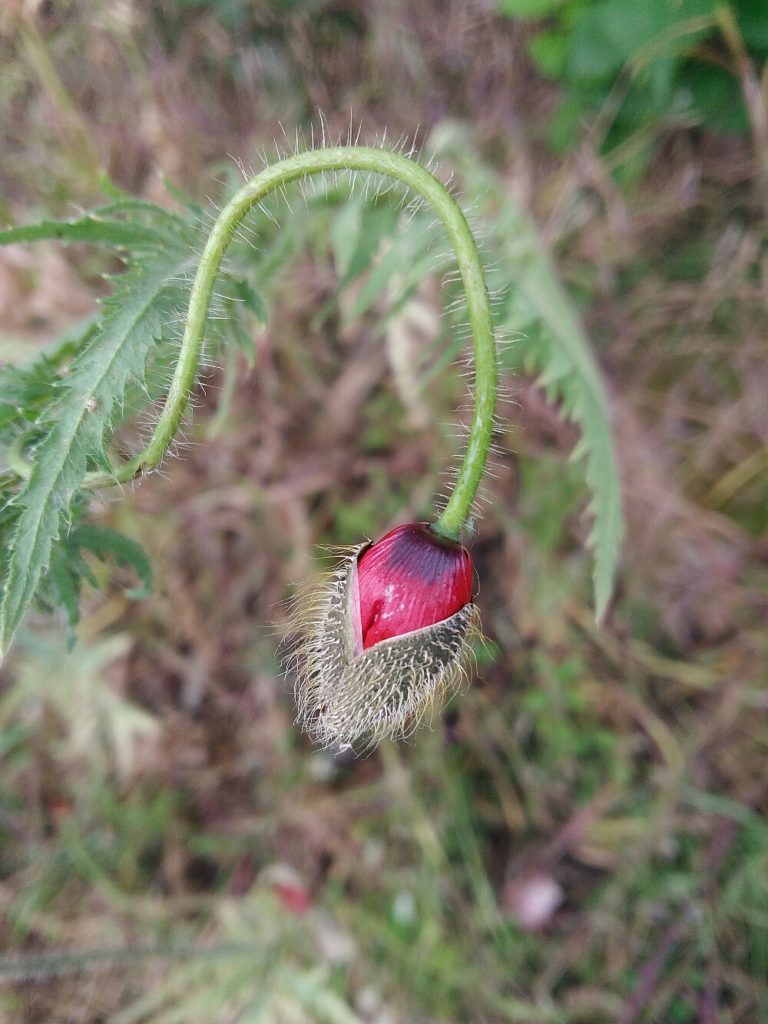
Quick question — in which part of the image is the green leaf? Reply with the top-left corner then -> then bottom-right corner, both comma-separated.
736,0 -> 768,51
546,93 -> 587,152
234,279 -> 268,325
161,177 -> 206,217
0,359 -> 62,424
498,0 -> 563,18
0,404 -> 17,430
206,276 -> 268,366
0,320 -> 102,447
70,524 -> 153,599
0,215 -> 173,252
0,237 -> 193,658
47,544 -> 82,631
527,30 -> 570,79
569,0 -> 720,79
91,198 -> 194,238
678,62 -> 749,134
431,126 -> 624,619
344,214 -> 440,324
567,0 -> 716,81
330,197 -> 363,278
332,200 -> 399,285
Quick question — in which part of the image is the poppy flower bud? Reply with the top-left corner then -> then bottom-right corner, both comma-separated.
292,523 -> 479,750
356,524 -> 474,649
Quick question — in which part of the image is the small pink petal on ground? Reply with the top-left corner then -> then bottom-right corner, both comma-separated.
503,873 -> 563,932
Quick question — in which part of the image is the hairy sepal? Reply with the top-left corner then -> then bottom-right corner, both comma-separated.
292,546 -> 480,751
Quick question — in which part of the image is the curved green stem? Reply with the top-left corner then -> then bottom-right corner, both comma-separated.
87,146 -> 497,538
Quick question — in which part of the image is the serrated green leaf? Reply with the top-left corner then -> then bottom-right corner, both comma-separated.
331,197 -> 363,278
0,405 -> 17,430
344,214 -> 439,324
0,239 -> 193,658
332,200 -> 399,286
97,170 -> 130,201
47,544 -> 82,630
0,215 -> 172,252
0,337 -> 92,433
507,266 -> 622,621
431,126 -> 623,619
70,524 -> 153,599
162,177 -> 206,217
224,302 -> 260,368
91,198 -> 194,238
232,278 -> 268,325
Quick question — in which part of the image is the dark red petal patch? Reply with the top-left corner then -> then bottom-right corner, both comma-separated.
356,523 -> 474,649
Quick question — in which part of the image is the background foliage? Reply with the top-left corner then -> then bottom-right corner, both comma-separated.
0,137 -> 621,651
1,1 -> 767,1022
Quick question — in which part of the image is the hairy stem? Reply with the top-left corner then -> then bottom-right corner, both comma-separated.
89,146 -> 497,538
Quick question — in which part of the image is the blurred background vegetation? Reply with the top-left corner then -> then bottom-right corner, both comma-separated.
1,0 -> 768,1021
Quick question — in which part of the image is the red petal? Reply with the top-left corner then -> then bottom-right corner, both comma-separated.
356,524 -> 474,649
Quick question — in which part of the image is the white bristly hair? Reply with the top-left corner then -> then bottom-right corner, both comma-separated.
287,544 -> 481,752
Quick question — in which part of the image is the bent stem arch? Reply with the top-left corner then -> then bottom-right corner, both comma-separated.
89,146 -> 498,540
